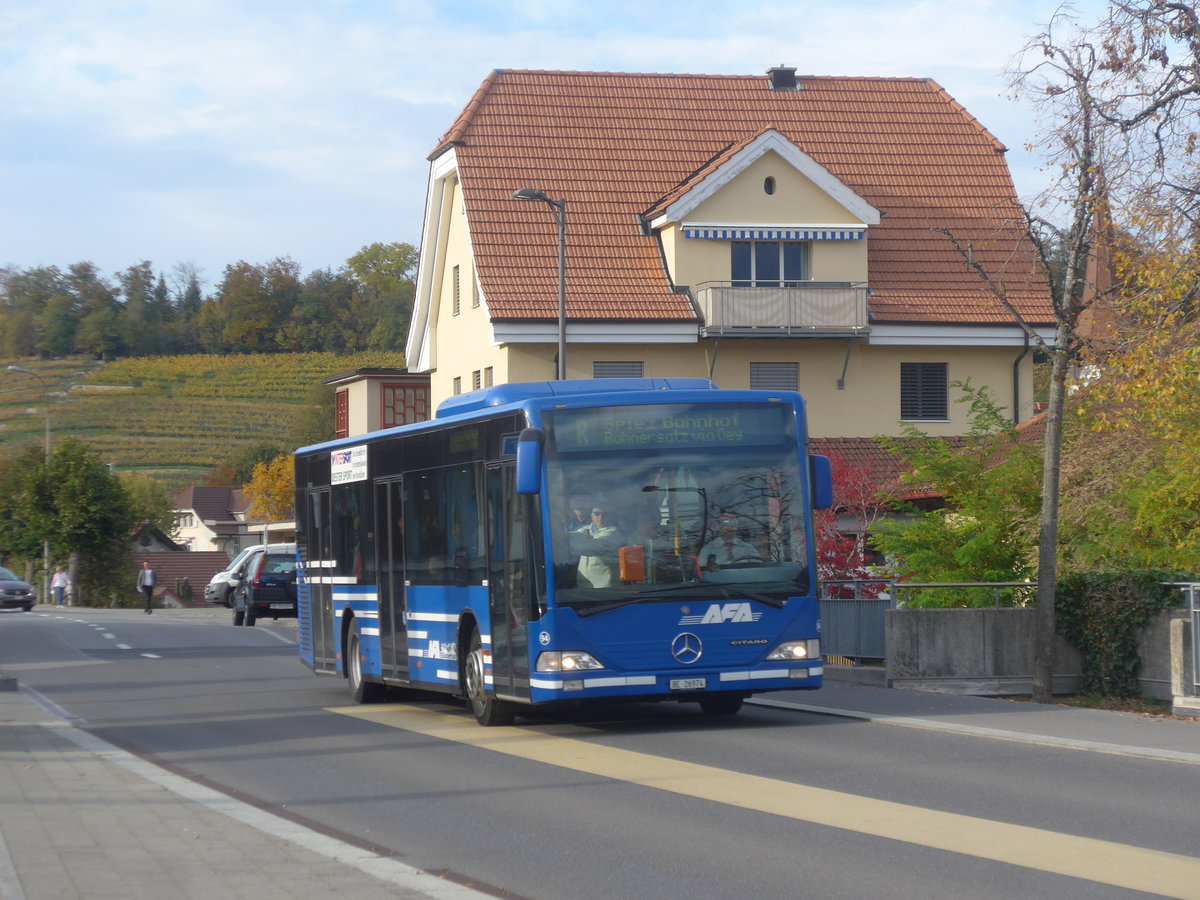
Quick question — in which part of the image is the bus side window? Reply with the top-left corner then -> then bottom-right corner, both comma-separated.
405,471 -> 449,585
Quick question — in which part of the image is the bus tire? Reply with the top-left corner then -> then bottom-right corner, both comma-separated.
465,629 -> 515,727
348,624 -> 386,704
699,693 -> 744,716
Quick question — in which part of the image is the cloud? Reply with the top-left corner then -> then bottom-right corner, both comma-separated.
0,0 -> 1109,278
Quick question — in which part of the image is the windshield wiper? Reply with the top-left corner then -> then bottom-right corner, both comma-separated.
576,583 -> 786,617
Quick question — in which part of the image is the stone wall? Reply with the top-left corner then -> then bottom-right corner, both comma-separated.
885,607 -> 1184,697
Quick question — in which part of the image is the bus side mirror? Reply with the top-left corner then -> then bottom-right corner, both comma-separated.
515,428 -> 544,494
810,454 -> 833,510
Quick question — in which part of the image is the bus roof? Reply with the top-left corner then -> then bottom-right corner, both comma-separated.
295,377 -> 806,457
434,378 -> 718,419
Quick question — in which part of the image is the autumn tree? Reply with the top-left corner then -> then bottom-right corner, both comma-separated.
969,1 -> 1200,701
200,258 -> 302,352
244,453 -> 295,522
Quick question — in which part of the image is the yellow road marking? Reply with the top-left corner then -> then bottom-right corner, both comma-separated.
330,703 -> 1200,899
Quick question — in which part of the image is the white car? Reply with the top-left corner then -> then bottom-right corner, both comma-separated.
205,543 -> 296,607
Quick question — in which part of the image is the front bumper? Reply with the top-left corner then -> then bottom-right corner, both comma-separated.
525,662 -> 823,702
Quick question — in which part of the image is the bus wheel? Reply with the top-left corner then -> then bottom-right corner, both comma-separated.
348,625 -> 386,704
699,693 -> 744,716
465,629 -> 515,727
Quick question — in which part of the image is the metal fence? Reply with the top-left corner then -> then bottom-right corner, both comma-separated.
1182,583 -> 1200,690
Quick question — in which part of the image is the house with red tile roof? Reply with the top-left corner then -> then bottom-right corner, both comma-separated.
406,66 -> 1055,441
171,485 -> 249,553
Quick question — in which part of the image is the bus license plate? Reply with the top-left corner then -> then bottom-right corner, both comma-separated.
270,603 -> 291,609
670,678 -> 707,691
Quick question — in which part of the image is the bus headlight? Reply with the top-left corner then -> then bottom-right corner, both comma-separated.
536,651 -> 605,673
766,639 -> 820,661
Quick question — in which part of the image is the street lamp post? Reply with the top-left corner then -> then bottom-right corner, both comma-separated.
7,365 -> 51,605
513,188 -> 567,380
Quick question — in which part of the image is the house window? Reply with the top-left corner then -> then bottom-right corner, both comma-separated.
471,273 -> 480,308
452,265 -> 461,316
334,388 -> 349,439
175,513 -> 195,529
380,382 -> 430,428
900,362 -> 949,421
593,361 -> 644,378
731,241 -> 806,286
750,362 -> 798,391
452,376 -> 462,395
472,370 -> 481,390
484,366 -> 494,387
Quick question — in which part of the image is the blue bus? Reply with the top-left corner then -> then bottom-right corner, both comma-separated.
294,378 -> 832,725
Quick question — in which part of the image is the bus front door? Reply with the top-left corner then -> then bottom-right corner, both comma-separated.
486,463 -> 532,701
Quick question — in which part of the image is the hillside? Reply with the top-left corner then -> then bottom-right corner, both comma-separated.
0,352 -> 404,481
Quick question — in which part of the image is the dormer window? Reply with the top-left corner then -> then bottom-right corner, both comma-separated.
731,240 -> 807,287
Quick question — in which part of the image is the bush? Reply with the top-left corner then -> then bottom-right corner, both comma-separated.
1056,570 -> 1187,697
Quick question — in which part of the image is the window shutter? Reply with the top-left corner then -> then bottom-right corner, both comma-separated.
593,361 -> 644,378
900,363 -> 948,420
750,362 -> 799,391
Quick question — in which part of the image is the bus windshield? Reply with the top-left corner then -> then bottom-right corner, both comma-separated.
544,402 -> 811,609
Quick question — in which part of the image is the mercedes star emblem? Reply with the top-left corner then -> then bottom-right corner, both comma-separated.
671,632 -> 703,664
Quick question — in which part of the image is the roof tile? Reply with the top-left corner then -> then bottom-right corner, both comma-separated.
441,70 -> 1052,324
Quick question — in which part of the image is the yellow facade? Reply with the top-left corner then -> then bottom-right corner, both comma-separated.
415,146 -> 1039,437
661,152 -> 869,290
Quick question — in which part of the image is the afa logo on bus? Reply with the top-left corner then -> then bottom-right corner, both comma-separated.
678,603 -> 763,626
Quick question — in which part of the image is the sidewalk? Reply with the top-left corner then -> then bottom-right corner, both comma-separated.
1,659 -> 1196,900
0,686 -> 487,900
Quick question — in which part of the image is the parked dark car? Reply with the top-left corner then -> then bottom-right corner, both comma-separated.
231,551 -> 297,626
206,542 -> 296,607
0,567 -> 36,612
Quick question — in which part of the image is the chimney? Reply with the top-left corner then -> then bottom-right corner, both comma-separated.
767,65 -> 798,91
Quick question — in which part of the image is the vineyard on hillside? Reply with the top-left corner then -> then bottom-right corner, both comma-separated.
0,352 -> 404,481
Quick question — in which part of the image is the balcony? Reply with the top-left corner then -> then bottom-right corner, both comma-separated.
694,281 -> 869,337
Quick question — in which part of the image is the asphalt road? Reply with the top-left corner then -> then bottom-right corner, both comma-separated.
1,606 -> 1193,900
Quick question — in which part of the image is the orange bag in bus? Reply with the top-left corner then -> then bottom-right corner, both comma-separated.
618,545 -> 645,583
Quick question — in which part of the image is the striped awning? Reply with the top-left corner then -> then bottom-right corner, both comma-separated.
682,226 -> 865,241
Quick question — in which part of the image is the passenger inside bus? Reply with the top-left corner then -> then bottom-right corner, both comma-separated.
569,505 -> 623,588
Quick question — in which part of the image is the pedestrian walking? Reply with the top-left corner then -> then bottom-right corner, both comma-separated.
137,561 -> 156,614
51,567 -> 70,607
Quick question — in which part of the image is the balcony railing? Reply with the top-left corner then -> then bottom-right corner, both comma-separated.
694,281 -> 869,336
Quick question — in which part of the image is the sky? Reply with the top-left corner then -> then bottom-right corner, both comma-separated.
1,0 -> 1109,290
